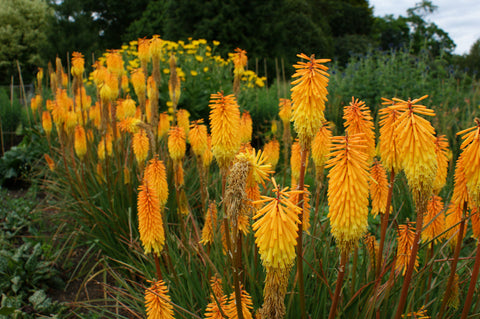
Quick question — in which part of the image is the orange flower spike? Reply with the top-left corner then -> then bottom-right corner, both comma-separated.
75,87 -> 91,110
369,159 -> 389,217
224,285 -> 253,319
252,178 -> 301,268
240,111 -> 253,144
118,117 -> 142,134
168,126 -> 186,162
200,202 -> 218,246
311,122 -> 332,171
445,204 -> 465,248
131,68 -> 146,97
278,98 -> 292,125
117,96 -> 137,120
233,48 -> 248,75
326,134 -> 370,251
137,37 -> 150,66
189,120 -> 208,157
209,92 -> 241,170
471,207 -> 480,240
379,98 -> 401,172
433,135 -> 450,193
144,156 -> 169,207
263,139 -> 280,171
42,111 -> 52,137
145,280 -> 174,319
74,125 -> 87,159
290,53 -> 330,147
457,119 -> 480,205
106,49 -> 124,78
71,52 -> 85,79
392,95 -> 437,193
290,140 -> 302,184
176,109 -> 190,137
44,154 -> 55,171
395,222 -> 418,276
133,129 -> 150,164
149,35 -> 163,61
422,195 -> 445,243
157,112 -> 170,140
137,181 -> 165,255
205,295 -> 228,319
343,97 -> 376,160
202,134 -> 213,168
402,305 -> 431,318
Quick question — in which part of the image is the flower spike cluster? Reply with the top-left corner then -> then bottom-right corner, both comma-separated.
326,133 -> 370,251
290,53 -> 330,147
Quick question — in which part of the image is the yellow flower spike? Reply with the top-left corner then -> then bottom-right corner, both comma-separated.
176,109 -> 190,137
168,126 -> 186,163
311,122 -> 332,172
209,92 -> 241,170
144,280 -> 174,319
121,74 -> 129,93
240,111 -> 253,144
133,129 -> 150,164
262,139 -> 280,171
224,285 -> 253,319
457,119 -> 480,205
157,112 -> 170,140
395,222 -> 418,276
369,159 -> 389,217
326,134 -> 370,251
290,53 -> 330,148
63,111 -> 78,135
106,49 -> 124,78
149,35 -> 163,60
379,98 -> 402,173
30,95 -> 41,113
144,156 -> 169,207
74,125 -> 87,159
233,48 -> 248,75
189,119 -> 208,157
422,195 -> 445,243
392,95 -> 437,195
343,97 -> 376,161
433,135 -> 450,193
42,111 -> 52,138
252,178 -> 301,268
200,201 -> 217,246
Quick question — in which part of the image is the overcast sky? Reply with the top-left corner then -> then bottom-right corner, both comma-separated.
368,0 -> 480,55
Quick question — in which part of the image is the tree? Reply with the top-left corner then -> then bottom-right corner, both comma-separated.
0,0 -> 52,84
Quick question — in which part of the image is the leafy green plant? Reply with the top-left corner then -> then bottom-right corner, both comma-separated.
0,188 -> 67,318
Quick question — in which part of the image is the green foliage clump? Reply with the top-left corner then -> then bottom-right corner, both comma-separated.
0,189 -> 66,318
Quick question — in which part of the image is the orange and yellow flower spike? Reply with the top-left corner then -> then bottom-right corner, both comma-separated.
395,222 -> 418,276
145,280 -> 174,319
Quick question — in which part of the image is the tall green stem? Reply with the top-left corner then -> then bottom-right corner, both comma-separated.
460,240 -> 480,319
296,147 -> 308,319
329,250 -> 348,319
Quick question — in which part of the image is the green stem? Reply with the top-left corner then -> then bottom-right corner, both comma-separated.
438,203 -> 467,319
296,147 -> 308,319
329,250 -> 348,319
460,240 -> 480,319
376,169 -> 395,279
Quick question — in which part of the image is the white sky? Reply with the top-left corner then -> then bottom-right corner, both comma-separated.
369,0 -> 480,55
